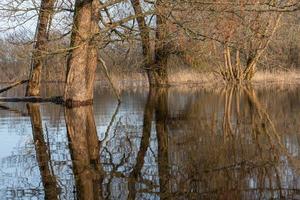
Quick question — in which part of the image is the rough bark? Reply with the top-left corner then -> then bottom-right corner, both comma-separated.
26,0 -> 56,96
27,103 -> 59,200
64,0 -> 101,106
65,106 -> 103,200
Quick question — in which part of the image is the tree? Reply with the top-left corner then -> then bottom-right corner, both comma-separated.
153,0 -> 170,86
130,0 -> 171,87
26,0 -> 56,96
130,0 -> 153,84
64,0 -> 101,106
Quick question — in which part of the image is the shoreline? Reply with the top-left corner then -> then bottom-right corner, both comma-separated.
99,70 -> 300,89
1,70 -> 300,88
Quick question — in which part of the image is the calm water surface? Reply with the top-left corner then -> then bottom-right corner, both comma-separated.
0,83 -> 300,200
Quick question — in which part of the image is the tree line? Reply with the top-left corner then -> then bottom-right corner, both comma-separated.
0,0 -> 300,105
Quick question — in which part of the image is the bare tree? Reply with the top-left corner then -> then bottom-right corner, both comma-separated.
64,0 -> 101,106
26,0 -> 56,96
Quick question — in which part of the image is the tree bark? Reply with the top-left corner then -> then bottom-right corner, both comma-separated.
64,0 -> 101,107
65,106 -> 103,200
26,0 -> 56,96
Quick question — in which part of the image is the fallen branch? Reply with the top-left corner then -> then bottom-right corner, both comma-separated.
0,80 -> 29,94
0,96 -> 63,104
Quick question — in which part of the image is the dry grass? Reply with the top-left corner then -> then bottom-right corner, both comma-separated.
168,68 -> 219,86
252,70 -> 300,84
94,69 -> 300,92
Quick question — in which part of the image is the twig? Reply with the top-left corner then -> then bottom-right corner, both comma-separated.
98,57 -> 121,102
0,80 -> 29,94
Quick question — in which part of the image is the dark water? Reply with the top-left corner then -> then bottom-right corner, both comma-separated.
0,83 -> 300,200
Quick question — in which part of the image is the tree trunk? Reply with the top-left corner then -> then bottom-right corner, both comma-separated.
27,103 -> 59,200
64,0 -> 101,107
130,0 -> 156,86
26,0 -> 55,96
154,0 -> 170,86
65,106 -> 103,200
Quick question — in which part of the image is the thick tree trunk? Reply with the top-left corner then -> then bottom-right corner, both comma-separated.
64,0 -> 101,107
65,106 -> 103,200
27,103 -> 59,200
26,0 -> 55,96
154,0 -> 170,86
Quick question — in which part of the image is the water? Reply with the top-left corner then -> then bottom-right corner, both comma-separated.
0,83 -> 300,199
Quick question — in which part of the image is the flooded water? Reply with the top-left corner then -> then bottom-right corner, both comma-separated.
0,83 -> 300,199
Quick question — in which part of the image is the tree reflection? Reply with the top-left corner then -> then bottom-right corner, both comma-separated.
27,103 -> 59,200
22,86 -> 300,199
127,88 -> 156,199
65,106 -> 103,200
127,88 -> 170,199
155,88 -> 170,200
168,84 -> 300,199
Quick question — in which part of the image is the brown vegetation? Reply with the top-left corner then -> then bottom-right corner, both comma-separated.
0,0 -> 300,104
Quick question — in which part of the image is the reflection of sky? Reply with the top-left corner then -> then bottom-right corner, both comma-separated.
0,114 -> 40,199
0,115 -> 31,159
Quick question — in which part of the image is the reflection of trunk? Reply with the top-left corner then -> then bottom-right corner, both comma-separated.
64,0 -> 101,106
222,86 -> 234,138
127,88 -> 170,198
154,0 -> 169,86
26,0 -> 56,96
128,89 -> 156,199
65,106 -> 103,200
155,88 -> 170,199
27,103 -> 59,200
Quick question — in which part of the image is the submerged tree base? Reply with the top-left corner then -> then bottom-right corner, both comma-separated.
64,99 -> 94,108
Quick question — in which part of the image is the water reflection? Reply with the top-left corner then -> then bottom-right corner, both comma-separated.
0,84 -> 300,199
27,103 -> 59,200
65,106 -> 103,199
128,88 -> 169,200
